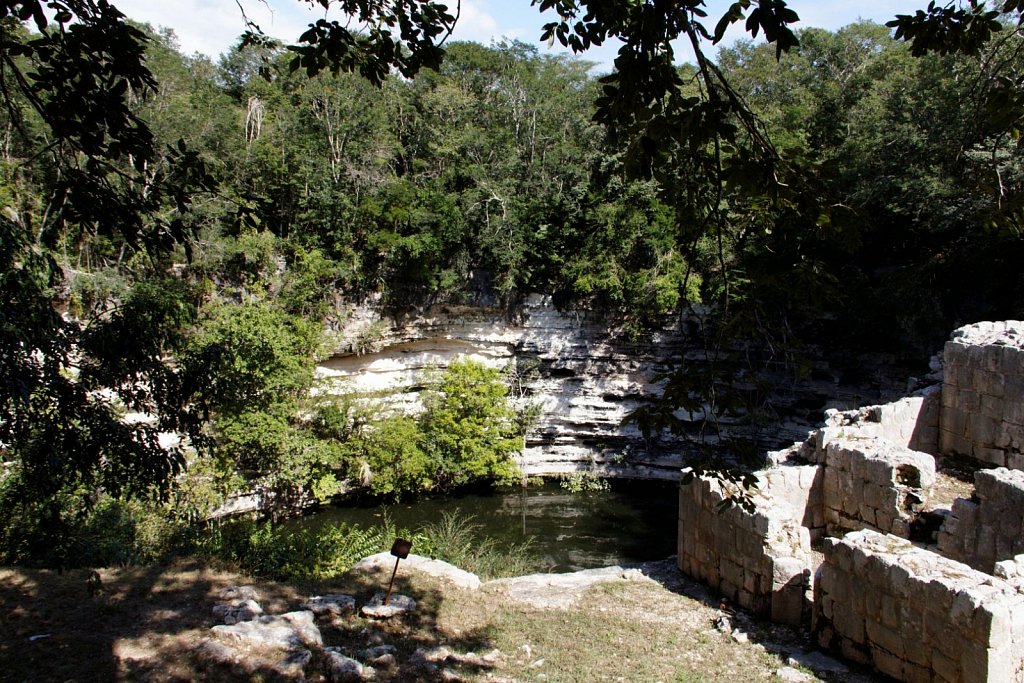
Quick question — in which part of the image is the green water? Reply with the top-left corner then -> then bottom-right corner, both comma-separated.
293,479 -> 679,573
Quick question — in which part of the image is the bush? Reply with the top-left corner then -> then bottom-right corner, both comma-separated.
0,484 -> 186,568
419,358 -> 523,490
559,471 -> 610,493
194,518 -> 399,580
348,415 -> 432,497
322,358 -> 527,499
75,498 -> 185,566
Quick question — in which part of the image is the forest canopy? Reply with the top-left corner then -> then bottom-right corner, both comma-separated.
1,0 -> 1024,564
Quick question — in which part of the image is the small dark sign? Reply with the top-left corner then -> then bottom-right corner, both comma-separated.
383,538 -> 414,606
390,538 -> 413,559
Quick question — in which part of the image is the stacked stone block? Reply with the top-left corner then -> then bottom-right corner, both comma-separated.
820,437 -> 935,538
938,467 -> 1024,573
821,390 -> 940,455
814,530 -> 1024,683
677,470 -> 812,624
941,321 -> 1024,467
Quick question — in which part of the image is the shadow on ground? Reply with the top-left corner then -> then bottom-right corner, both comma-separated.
0,560 -> 497,682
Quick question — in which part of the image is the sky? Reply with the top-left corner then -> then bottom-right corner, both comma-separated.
112,0 -> 929,71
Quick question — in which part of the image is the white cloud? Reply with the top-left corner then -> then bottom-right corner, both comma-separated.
114,0 -> 523,60
451,0 -> 499,40
114,0 -> 243,57
450,0 -> 527,44
114,0 -> 333,59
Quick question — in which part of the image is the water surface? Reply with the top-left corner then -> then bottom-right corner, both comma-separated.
296,479 -> 679,573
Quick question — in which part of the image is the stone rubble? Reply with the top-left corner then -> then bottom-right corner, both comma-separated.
194,639 -> 240,667
363,644 -> 397,660
215,585 -> 259,602
324,648 -> 366,682
275,649 -> 313,678
359,592 -> 416,619
212,598 -> 263,625
301,594 -> 356,618
199,583 -> 511,682
212,610 -> 323,650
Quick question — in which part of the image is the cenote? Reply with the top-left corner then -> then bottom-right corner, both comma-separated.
293,479 -> 679,573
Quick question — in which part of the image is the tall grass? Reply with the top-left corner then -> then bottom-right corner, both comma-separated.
193,517 -> 398,580
193,509 -> 539,581
415,510 -> 538,579
29,493 -> 540,582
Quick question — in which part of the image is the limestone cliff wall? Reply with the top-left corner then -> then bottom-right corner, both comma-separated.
316,296 -> 914,478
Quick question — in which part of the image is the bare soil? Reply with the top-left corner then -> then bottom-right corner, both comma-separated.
0,558 -> 886,683
928,453 -> 980,507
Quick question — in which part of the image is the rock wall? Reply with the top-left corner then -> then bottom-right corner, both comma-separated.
813,530 -> 1024,683
941,321 -> 1024,467
938,467 -> 1024,573
318,295 -> 913,478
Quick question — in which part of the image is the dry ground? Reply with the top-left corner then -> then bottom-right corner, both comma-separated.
929,453 -> 981,506
0,557 -> 887,683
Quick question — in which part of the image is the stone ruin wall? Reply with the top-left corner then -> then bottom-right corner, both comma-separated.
817,430 -> 937,539
814,530 -> 1024,683
677,467 -> 814,624
939,467 -> 1024,573
941,322 -> 1024,467
677,398 -> 937,625
677,321 -> 1024,683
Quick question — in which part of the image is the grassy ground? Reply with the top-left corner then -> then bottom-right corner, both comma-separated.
0,558 -> 873,682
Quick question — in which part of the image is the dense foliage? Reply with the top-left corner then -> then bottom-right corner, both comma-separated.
2,0 -> 1024,565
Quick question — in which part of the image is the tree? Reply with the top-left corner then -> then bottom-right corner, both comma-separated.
180,300 -> 337,512
419,358 -> 522,489
0,1 -> 217,564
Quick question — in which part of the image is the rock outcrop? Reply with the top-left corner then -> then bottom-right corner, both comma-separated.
318,296 -> 915,479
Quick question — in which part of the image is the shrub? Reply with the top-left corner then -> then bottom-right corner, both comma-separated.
75,497 -> 184,566
419,358 -> 522,490
193,518 -> 399,580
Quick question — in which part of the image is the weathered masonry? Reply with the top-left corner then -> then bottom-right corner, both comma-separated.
677,321 -> 1024,683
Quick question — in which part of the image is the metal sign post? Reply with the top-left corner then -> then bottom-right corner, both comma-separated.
383,538 -> 412,606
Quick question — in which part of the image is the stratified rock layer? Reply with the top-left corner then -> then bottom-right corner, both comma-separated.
318,296 -> 913,478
